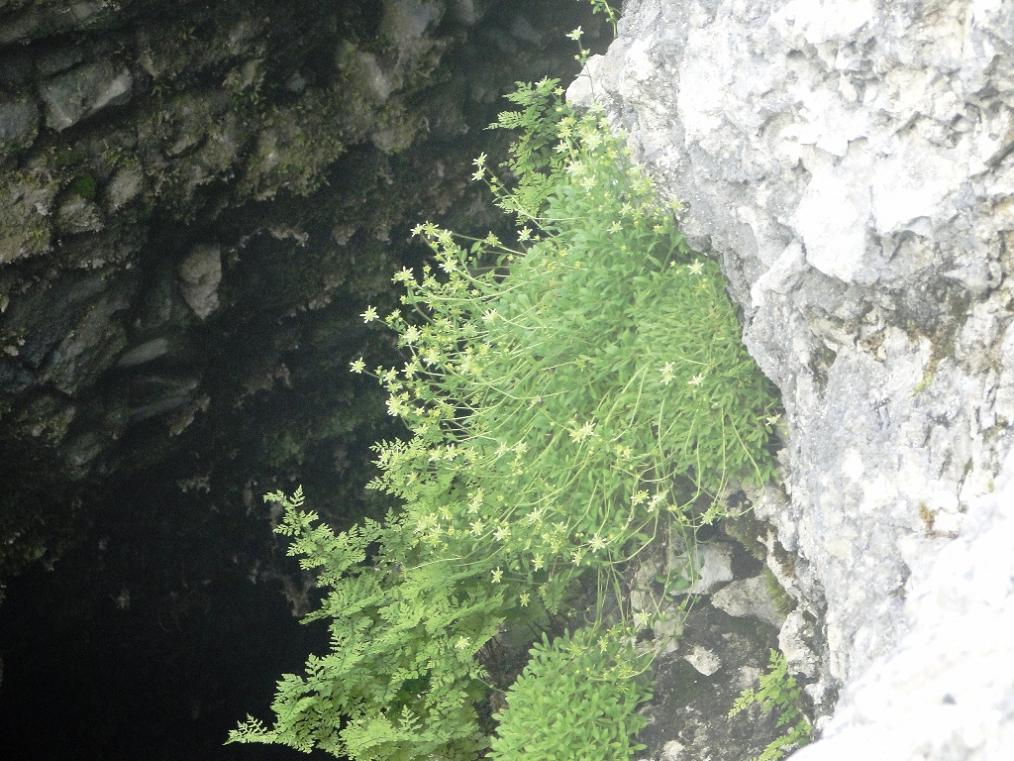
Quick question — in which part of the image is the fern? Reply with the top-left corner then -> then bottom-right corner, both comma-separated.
728,650 -> 812,761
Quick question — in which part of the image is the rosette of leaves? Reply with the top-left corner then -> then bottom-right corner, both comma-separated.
489,626 -> 651,761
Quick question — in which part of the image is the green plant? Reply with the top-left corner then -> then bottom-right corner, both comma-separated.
69,174 -> 98,201
229,487 -> 501,760
728,650 -> 812,761
231,78 -> 779,760
489,626 -> 650,761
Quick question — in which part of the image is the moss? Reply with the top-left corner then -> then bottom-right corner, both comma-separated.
238,86 -> 350,199
69,174 -> 98,201
761,568 -> 794,618
0,168 -> 57,262
723,511 -> 768,563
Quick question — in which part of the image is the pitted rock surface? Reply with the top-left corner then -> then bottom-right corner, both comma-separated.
572,0 -> 1014,757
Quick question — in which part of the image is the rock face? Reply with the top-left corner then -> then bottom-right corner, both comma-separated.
0,0 -> 600,584
573,0 -> 1014,757
0,2 -> 610,758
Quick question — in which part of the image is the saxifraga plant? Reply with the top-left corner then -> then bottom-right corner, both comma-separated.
229,77 -> 780,760
489,626 -> 651,761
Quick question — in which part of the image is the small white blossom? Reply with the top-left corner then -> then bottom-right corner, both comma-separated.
660,361 -> 675,386
401,325 -> 421,345
569,421 -> 596,443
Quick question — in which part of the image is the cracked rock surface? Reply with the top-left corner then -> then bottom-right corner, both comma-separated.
573,0 -> 1014,757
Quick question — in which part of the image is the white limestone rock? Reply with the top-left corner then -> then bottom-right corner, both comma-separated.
574,0 -> 1014,756
710,574 -> 785,630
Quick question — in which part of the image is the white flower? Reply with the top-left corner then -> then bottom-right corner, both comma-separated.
687,260 -> 704,276
469,489 -> 484,512
569,421 -> 596,443
349,358 -> 366,374
491,567 -> 503,584
688,373 -> 705,387
401,325 -> 421,345
660,361 -> 675,386
360,305 -> 379,323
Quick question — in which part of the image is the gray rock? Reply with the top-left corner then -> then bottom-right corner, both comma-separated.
40,62 -> 133,131
684,645 -> 722,676
127,374 -> 201,421
778,608 -> 819,680
177,244 -> 222,320
56,195 -> 103,235
380,0 -> 443,43
42,289 -> 131,395
116,337 -> 171,368
36,45 -> 85,77
104,166 -> 144,211
577,0 -> 1014,756
0,99 -> 40,153
710,575 -> 784,629
687,541 -> 735,595
659,740 -> 686,761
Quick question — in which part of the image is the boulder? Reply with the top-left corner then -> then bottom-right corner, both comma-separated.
40,62 -> 133,131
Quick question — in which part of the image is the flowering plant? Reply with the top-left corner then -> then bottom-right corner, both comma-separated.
230,78 -> 779,760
